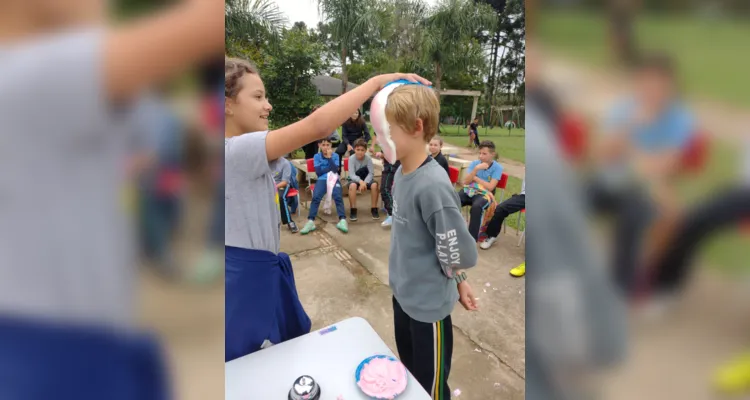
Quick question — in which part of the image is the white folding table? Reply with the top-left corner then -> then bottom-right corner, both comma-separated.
225,317 -> 431,400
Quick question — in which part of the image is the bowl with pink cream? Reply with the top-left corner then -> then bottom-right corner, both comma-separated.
355,355 -> 408,399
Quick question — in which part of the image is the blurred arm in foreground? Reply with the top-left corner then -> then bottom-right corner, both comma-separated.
0,1 -> 222,399
526,69 -> 627,399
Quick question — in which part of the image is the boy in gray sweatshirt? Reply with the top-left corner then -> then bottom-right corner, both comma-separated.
347,138 -> 380,221
385,83 -> 479,398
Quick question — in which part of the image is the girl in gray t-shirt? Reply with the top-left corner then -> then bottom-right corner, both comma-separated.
223,58 -> 431,253
223,57 -> 431,359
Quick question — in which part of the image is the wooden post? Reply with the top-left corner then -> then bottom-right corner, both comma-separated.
470,95 -> 479,123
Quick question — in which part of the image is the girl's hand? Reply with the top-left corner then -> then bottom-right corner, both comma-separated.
370,73 -> 432,90
347,144 -> 354,152
375,152 -> 383,159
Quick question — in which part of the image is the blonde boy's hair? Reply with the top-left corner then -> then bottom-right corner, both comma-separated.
385,85 -> 440,143
431,136 -> 444,146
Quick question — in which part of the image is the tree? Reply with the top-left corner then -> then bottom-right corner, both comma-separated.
479,0 -> 524,123
421,0 -> 496,91
317,0 -> 382,93
225,0 -> 288,54
262,25 -> 328,127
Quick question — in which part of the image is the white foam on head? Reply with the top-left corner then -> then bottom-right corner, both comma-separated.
369,83 -> 404,164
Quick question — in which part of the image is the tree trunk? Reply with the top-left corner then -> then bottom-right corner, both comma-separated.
341,46 -> 348,94
488,29 -> 500,101
608,0 -> 637,66
434,61 -> 442,91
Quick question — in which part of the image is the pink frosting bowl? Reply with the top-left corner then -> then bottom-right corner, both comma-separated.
355,355 -> 408,399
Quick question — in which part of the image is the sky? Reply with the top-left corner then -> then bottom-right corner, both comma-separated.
274,0 -> 440,28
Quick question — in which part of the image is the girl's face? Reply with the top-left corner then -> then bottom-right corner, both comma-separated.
351,111 -> 360,121
227,73 -> 272,133
428,139 -> 441,156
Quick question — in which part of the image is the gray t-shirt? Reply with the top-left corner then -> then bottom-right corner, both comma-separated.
0,29 -> 141,327
348,154 -> 374,184
389,159 -> 478,323
225,131 -> 281,253
272,158 -> 292,185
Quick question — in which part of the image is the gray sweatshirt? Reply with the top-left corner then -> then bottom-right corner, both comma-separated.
348,154 -> 374,184
389,158 -> 478,323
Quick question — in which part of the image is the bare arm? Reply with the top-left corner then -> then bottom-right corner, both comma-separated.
474,177 -> 499,192
462,168 -> 478,186
105,1 -> 223,100
265,73 -> 430,162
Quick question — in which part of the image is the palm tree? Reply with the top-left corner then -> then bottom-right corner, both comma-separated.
421,0 -> 495,91
225,0 -> 288,45
317,0 -> 381,93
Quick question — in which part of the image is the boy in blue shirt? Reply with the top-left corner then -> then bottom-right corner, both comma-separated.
590,53 -> 696,296
300,138 -> 349,234
460,140 -> 504,241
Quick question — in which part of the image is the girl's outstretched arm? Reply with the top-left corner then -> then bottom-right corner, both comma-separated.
105,0 -> 223,100
265,73 -> 430,161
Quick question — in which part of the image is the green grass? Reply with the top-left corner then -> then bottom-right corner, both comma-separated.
538,11 -> 750,106
499,176 -> 525,232
440,126 -> 526,163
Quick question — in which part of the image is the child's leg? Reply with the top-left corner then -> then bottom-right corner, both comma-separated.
348,182 -> 358,208
381,170 -> 395,215
278,187 -> 292,225
468,195 -> 489,241
332,180 -> 346,220
307,181 -> 326,220
392,297 -> 415,372
370,182 -> 379,208
396,300 -> 454,399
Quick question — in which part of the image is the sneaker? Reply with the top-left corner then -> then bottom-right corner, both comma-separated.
300,220 -> 316,235
480,236 -> 497,250
381,215 -> 393,228
509,262 -> 525,277
371,208 -> 380,220
715,353 -> 750,394
288,221 -> 299,234
349,208 -> 358,221
336,218 -> 349,233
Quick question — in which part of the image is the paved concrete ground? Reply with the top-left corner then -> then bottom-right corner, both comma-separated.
289,192 -> 526,399
600,271 -> 750,400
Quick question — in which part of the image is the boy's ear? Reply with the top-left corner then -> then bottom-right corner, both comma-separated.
414,118 -> 424,137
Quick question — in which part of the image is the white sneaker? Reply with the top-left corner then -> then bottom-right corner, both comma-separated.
480,237 -> 497,250
381,215 -> 393,227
